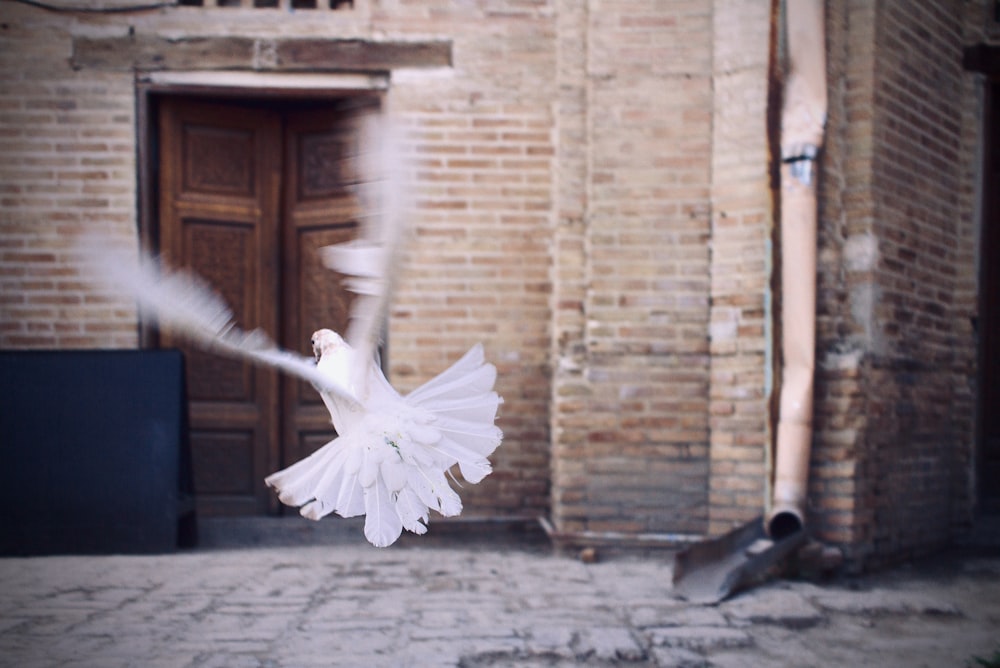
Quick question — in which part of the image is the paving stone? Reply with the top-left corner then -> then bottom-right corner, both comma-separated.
810,588 -> 962,617
409,625 -> 518,641
575,626 -> 646,662
647,625 -> 755,651
720,587 -> 823,629
628,604 -> 687,628
519,625 -> 575,656
0,617 -> 26,634
186,652 -> 268,668
648,645 -> 712,668
655,605 -> 730,627
143,656 -> 208,668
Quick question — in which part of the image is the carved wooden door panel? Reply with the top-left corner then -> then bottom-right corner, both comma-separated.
280,100 -> 382,469
159,98 -> 283,516
158,97 -> 377,516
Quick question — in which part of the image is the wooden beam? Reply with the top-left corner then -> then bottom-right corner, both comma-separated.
275,38 -> 451,71
73,35 -> 451,72
73,35 -> 256,72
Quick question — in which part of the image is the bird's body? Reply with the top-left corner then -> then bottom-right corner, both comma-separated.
266,329 -> 502,546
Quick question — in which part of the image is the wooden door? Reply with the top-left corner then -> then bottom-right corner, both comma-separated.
158,96 -> 377,516
159,98 -> 282,516
280,102 -> 374,469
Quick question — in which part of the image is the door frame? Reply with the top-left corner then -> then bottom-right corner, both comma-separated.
977,78 -> 1000,515
964,47 -> 1000,516
135,72 -> 389,346
134,73 -> 387,514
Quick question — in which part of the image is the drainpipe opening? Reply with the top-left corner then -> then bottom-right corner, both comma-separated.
767,509 -> 804,540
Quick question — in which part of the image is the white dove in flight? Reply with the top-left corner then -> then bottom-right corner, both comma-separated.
82,118 -> 503,547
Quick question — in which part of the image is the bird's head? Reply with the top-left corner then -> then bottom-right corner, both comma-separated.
310,329 -> 345,362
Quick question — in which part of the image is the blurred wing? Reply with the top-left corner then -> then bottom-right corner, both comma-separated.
80,238 -> 361,408
319,115 -> 409,369
320,238 -> 393,363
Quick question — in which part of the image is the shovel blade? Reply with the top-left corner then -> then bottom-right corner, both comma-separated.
672,517 -> 806,604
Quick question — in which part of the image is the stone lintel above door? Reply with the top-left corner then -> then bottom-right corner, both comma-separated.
72,35 -> 452,73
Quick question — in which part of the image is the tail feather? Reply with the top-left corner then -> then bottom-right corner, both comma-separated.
363,475 -> 403,548
437,421 -> 504,457
334,470 -> 366,518
425,435 -> 494,484
406,345 -> 495,403
415,393 -> 503,424
380,455 -> 409,492
407,466 -> 463,517
394,487 -> 429,535
264,440 -> 340,507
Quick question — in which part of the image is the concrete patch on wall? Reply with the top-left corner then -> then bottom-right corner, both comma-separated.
843,233 -> 878,273
820,345 -> 864,372
849,282 -> 884,355
709,308 -> 740,346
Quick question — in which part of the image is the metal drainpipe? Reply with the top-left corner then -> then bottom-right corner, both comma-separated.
767,0 -> 827,539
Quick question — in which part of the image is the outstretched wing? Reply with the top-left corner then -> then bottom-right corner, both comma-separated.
79,238 -> 361,408
319,115 -> 410,376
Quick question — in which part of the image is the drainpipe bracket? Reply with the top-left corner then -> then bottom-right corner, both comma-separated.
781,143 -> 819,186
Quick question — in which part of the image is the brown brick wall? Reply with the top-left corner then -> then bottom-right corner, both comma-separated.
864,0 -> 977,564
550,0 -> 715,537
706,0 -> 773,536
550,0 -> 588,535
812,0 -> 982,567
0,8 -> 140,349
811,0 -> 879,562
0,0 -> 987,566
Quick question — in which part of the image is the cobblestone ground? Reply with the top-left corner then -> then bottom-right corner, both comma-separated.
1,524 -> 998,667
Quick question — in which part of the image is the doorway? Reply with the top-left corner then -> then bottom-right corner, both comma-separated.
154,94 -> 379,516
980,80 -> 1000,516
